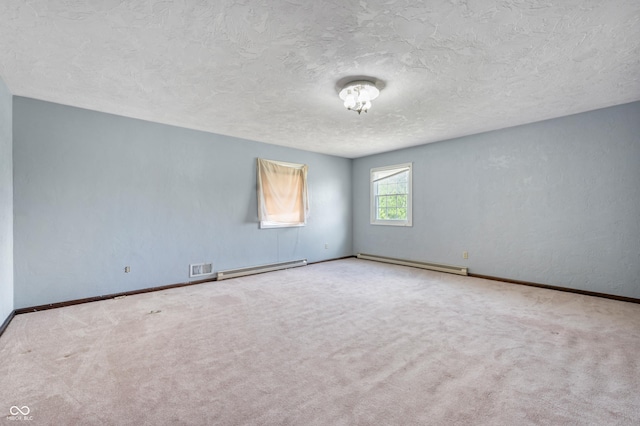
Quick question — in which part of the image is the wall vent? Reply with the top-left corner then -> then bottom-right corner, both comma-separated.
190,262 -> 214,278
356,253 -> 468,276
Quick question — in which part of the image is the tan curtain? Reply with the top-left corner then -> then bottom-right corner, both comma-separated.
257,158 -> 309,228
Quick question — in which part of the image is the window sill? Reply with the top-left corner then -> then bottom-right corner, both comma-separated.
370,221 -> 412,227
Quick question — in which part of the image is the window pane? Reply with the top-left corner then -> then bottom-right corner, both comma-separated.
371,163 -> 412,226
385,183 -> 393,195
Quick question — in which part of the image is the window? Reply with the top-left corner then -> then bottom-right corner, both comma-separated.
257,158 -> 309,228
371,163 -> 412,226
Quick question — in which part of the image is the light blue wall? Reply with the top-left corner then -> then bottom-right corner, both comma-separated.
13,98 -> 352,308
0,76 -> 13,322
353,102 -> 640,299
10,97 -> 640,307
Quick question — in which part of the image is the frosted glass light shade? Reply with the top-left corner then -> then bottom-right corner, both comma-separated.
338,81 -> 380,114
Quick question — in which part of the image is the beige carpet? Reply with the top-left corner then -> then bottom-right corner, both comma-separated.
1,258 -> 639,425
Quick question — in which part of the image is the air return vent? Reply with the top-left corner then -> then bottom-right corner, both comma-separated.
356,253 -> 468,276
190,262 -> 214,278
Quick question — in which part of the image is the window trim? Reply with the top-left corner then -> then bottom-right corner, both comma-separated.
370,162 -> 412,227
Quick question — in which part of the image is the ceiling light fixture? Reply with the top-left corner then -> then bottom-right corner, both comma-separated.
339,80 -> 380,114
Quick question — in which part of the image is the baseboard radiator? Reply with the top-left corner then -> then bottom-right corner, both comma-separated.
217,259 -> 308,281
356,253 -> 468,276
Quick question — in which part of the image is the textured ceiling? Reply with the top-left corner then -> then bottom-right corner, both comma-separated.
1,1 -> 639,158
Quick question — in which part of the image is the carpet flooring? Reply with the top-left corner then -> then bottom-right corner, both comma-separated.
1,258 -> 639,425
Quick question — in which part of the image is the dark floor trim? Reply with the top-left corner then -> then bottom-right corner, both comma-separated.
14,277 -> 217,315
0,310 -> 15,339
14,259 -> 633,318
469,273 -> 640,305
13,256 -> 355,315
309,255 -> 355,265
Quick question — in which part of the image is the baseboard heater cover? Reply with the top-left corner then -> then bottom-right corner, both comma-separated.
356,253 -> 468,276
217,259 -> 308,281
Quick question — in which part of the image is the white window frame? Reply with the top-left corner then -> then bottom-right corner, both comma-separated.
370,162 -> 412,226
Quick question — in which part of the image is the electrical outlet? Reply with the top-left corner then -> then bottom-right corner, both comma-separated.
124,266 -> 130,273
463,251 -> 468,259
324,243 -> 329,249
